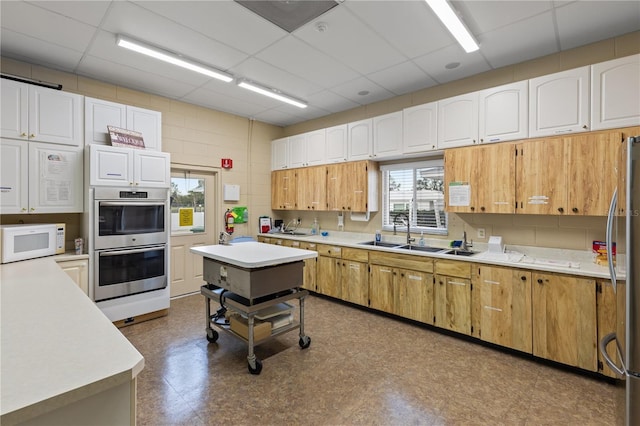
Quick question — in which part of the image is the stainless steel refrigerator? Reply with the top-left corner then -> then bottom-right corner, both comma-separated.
601,135 -> 639,426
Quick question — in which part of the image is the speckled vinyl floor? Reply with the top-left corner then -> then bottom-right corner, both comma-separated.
120,293 -> 623,426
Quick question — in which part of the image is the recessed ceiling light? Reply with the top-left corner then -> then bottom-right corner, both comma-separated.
358,90 -> 370,96
445,62 -> 460,69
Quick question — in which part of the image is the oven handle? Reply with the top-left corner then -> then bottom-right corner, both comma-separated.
98,246 -> 165,256
98,202 -> 166,207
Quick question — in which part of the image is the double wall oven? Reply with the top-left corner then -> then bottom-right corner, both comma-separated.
93,187 -> 168,303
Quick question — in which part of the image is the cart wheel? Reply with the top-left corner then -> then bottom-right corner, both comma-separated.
299,336 -> 311,349
248,358 -> 263,375
206,328 -> 219,343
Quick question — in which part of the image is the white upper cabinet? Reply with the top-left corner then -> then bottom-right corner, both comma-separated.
288,130 -> 326,168
529,66 -> 590,137
479,80 -> 528,143
85,97 -> 162,151
1,79 -> 83,146
437,92 -> 479,149
348,118 -> 373,160
373,111 -> 403,159
1,139 -> 83,214
89,144 -> 170,188
403,102 -> 438,154
325,124 -> 348,163
271,137 -> 289,170
591,54 -> 640,130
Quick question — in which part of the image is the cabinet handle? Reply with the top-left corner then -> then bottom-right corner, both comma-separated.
537,278 -> 543,284
557,207 -> 564,213
572,207 -> 578,213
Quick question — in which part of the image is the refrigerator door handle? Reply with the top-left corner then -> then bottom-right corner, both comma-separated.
606,188 -> 617,292
599,332 -> 626,377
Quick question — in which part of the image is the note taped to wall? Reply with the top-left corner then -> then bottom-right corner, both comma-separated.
179,208 -> 194,227
448,182 -> 470,207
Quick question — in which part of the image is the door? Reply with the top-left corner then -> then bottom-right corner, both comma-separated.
170,169 -> 217,297
369,264 -> 395,314
396,269 -> 434,324
0,139 -> 28,214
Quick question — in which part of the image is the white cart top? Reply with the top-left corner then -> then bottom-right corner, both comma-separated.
191,242 -> 317,269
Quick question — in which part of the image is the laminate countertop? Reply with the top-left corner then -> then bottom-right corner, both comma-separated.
0,257 -> 144,425
191,241 -> 317,268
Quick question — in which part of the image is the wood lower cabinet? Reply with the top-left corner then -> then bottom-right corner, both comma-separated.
396,269 -> 434,325
597,279 -> 620,378
369,264 -> 395,314
434,260 -> 472,335
316,244 -> 342,298
56,257 -> 89,296
340,248 -> 369,306
472,265 -> 532,353
532,272 -> 597,371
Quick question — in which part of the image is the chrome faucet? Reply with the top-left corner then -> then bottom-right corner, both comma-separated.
461,231 -> 473,251
394,213 -> 414,245
219,231 -> 231,245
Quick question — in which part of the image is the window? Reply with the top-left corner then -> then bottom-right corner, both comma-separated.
381,160 -> 447,234
170,173 -> 206,234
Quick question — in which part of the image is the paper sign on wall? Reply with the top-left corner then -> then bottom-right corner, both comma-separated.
179,208 -> 194,227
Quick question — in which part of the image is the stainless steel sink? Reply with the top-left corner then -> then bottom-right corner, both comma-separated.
358,241 -> 403,248
278,231 -> 310,236
397,244 -> 446,253
442,249 -> 476,257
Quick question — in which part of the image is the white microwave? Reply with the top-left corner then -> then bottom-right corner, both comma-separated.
0,223 -> 65,264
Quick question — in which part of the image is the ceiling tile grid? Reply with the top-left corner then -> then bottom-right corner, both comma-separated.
1,0 -> 638,127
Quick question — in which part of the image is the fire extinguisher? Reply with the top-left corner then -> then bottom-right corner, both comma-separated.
224,209 -> 235,234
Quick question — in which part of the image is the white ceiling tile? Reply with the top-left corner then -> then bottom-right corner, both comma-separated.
0,28 -> 84,72
29,0 -> 112,26
255,36 -> 359,89
344,0 -> 452,59
0,1 -> 97,52
305,90 -> 359,114
457,1 -> 553,34
330,77 -> 394,105
368,61 -> 438,96
479,12 -> 559,69
555,1 -> 640,50
294,5 -> 406,75
100,1 -> 246,71
132,1 -> 287,55
414,45 -> 491,84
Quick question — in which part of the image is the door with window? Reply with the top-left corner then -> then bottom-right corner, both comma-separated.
170,169 -> 216,297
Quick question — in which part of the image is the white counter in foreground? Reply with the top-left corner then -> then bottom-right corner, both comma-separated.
1,257 -> 144,426
191,241 -> 317,268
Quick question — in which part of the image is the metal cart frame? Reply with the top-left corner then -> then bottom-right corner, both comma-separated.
201,284 -> 310,375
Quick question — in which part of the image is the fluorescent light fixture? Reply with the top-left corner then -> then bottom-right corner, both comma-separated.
237,80 -> 308,109
116,35 -> 233,83
425,0 -> 479,53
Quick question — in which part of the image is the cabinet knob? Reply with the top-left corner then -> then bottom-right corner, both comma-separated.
473,139 -> 477,144
21,208 -> 27,212
470,206 -> 475,211
582,125 -> 588,129
572,207 -> 578,213
30,207 -> 35,211
21,132 -> 27,137
557,207 -> 564,213
29,134 -> 35,138
520,276 -> 527,281
480,206 -> 485,212
537,278 -> 543,284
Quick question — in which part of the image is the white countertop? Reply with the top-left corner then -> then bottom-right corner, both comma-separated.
191,241 -> 317,268
0,258 -> 144,424
259,231 -> 619,280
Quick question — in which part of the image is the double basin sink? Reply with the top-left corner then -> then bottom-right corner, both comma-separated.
358,240 -> 476,257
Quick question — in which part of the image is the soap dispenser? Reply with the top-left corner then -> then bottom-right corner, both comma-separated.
311,218 -> 319,235
418,231 -> 425,247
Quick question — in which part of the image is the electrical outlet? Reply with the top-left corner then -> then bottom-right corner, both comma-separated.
477,228 -> 485,239
297,217 -> 301,225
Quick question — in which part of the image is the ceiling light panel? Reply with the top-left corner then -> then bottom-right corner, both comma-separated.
235,0 -> 339,33
116,35 -> 233,82
425,0 -> 479,53
237,80 -> 307,108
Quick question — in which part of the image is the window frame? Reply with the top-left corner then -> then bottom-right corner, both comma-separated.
380,159 -> 448,236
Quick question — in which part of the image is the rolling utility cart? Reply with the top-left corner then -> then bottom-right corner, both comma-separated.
191,242 -> 317,375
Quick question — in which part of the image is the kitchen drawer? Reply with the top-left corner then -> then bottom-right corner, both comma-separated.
435,259 -> 471,278
369,251 -> 434,273
317,244 -> 342,258
342,247 -> 368,262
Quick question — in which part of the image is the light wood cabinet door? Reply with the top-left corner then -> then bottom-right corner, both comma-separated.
516,137 -> 567,215
347,161 -> 369,212
473,265 -> 532,353
434,274 -> 471,335
271,169 -> 297,210
444,146 -> 474,213
566,131 -> 620,216
473,142 -> 516,214
325,163 -> 342,211
297,166 -> 326,211
396,269 -> 434,325
532,272 -> 597,371
341,260 -> 369,306
300,242 -> 317,291
317,256 -> 341,298
369,264 -> 395,314
597,279 -> 619,378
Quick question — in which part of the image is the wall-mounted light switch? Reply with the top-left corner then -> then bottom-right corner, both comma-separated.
477,228 -> 485,239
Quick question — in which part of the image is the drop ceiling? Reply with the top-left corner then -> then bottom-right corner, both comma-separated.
1,1 -> 639,127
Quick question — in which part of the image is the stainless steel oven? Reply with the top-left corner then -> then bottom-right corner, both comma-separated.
94,187 -> 167,250
92,187 -> 169,302
94,243 -> 167,302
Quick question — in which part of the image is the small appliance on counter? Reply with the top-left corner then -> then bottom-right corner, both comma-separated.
0,223 -> 65,264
